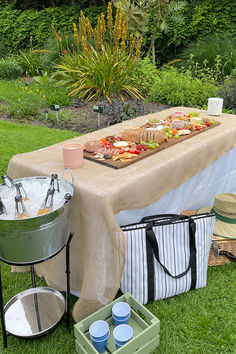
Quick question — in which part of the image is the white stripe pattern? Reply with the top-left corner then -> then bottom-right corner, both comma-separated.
120,214 -> 215,304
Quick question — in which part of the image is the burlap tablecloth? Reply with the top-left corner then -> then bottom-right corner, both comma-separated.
8,107 -> 236,322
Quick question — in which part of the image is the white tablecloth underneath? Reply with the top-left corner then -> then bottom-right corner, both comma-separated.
116,146 -> 236,225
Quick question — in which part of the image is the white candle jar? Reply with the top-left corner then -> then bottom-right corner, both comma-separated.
207,98 -> 223,116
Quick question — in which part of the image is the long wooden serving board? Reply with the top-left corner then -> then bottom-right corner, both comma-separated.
83,121 -> 221,169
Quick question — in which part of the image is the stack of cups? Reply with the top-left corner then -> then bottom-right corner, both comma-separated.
113,324 -> 133,350
89,320 -> 109,353
112,302 -> 131,326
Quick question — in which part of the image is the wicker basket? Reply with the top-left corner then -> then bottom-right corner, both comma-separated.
208,236 -> 236,266
181,210 -> 236,266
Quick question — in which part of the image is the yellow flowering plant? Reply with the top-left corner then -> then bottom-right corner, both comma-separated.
54,2 -> 143,102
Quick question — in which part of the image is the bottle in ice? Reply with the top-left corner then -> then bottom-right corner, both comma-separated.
58,193 -> 72,208
37,186 -> 55,215
0,197 -> 7,215
1,174 -> 14,188
50,173 -> 60,192
15,182 -> 29,201
15,195 -> 28,219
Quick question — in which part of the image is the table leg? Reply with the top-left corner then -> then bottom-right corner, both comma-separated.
66,232 -> 74,332
0,266 -> 7,348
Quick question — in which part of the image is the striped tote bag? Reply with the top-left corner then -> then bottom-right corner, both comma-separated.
120,213 -> 215,304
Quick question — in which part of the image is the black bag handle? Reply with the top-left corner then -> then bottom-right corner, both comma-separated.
146,215 -> 197,301
141,213 -> 182,223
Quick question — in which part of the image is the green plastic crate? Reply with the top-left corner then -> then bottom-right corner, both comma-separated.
74,293 -> 160,354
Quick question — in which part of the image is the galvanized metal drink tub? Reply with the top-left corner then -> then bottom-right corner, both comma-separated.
0,175 -> 74,265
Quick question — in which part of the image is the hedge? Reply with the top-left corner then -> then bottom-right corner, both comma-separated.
0,5 -> 106,53
147,0 -> 236,65
0,0 -> 235,63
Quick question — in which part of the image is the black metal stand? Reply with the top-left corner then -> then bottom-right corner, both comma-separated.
66,232 -> 74,332
0,232 -> 74,349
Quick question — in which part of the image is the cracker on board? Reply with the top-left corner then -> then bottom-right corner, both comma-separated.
112,152 -> 137,161
121,152 -> 137,159
120,158 -> 131,162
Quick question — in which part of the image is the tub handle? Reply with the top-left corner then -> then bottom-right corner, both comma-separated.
61,168 -> 74,186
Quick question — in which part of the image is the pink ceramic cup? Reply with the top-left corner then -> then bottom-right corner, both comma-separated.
63,143 -> 84,168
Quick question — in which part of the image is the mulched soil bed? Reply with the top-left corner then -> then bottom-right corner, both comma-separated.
0,99 -> 171,134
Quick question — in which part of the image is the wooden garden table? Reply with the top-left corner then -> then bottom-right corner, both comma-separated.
8,107 -> 236,322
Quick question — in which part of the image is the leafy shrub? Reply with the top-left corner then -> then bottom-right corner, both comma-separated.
36,32 -> 79,74
133,56 -> 159,95
8,98 -> 42,119
0,79 -> 72,120
15,49 -> 42,76
0,103 -> 8,113
0,58 -> 23,79
33,72 -> 51,85
0,42 -> 8,58
179,54 -> 223,83
39,84 -> 73,107
3,82 -> 43,118
54,3 -> 143,102
37,109 -> 75,125
24,80 -> 73,107
219,70 -> 236,114
149,66 -> 219,108
179,33 -> 236,77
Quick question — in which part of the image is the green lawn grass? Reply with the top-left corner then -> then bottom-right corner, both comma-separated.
0,120 -> 79,176
0,120 -> 235,353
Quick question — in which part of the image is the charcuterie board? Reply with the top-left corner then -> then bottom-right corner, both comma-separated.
83,120 -> 220,169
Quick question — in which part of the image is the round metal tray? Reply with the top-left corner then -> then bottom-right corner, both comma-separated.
4,287 -> 65,338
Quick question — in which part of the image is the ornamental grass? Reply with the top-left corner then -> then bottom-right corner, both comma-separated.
53,2 -> 143,102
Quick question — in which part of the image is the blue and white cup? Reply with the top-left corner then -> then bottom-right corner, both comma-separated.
89,320 -> 109,353
112,302 -> 131,326
113,324 -> 133,349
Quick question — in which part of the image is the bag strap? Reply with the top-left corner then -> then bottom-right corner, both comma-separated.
141,213 -> 183,223
146,216 -> 197,301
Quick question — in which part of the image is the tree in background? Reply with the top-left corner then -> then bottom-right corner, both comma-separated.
147,0 -> 185,65
113,0 -> 185,65
113,0 -> 148,38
